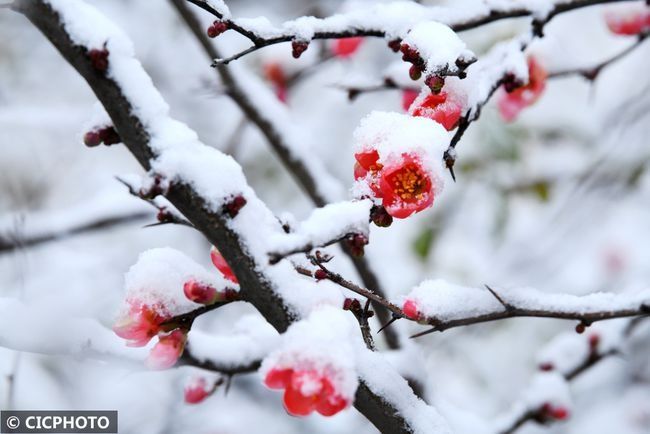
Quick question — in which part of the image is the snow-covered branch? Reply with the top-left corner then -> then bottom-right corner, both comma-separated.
187,0 -> 635,65
495,320 -> 644,434
13,1 -> 437,431
171,0 -> 401,350
406,283 -> 650,337
267,200 -> 372,264
0,197 -> 150,253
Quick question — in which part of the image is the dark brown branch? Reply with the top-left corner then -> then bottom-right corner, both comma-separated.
15,2 -> 417,432
0,210 -> 150,254
179,347 -> 261,375
172,0 -> 401,350
160,299 -> 235,331
268,233 -> 353,265
411,302 -> 649,338
187,0 -> 633,64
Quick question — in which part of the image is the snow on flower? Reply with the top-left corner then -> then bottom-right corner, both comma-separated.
604,4 -> 650,36
114,248 -> 236,367
145,329 -> 187,370
260,307 -> 362,417
409,88 -> 464,131
184,376 -> 216,404
352,111 -> 449,218
497,56 -> 547,122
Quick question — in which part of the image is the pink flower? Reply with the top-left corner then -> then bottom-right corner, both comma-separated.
410,92 -> 463,131
332,37 -> 364,58
183,279 -> 218,305
145,330 -> 187,370
184,377 -> 214,404
604,5 -> 650,35
210,246 -> 238,284
379,154 -> 434,219
498,57 -> 547,122
113,300 -> 168,347
263,62 -> 288,103
264,368 -> 350,417
401,89 -> 419,112
402,299 -> 421,320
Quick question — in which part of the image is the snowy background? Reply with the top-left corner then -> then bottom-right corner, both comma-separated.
1,0 -> 649,433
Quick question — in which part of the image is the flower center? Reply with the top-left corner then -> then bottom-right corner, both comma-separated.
391,166 -> 427,201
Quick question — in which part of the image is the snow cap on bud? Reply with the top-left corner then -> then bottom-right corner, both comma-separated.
345,233 -> 368,257
146,329 -> 187,370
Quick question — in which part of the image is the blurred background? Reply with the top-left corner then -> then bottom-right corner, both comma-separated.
1,0 -> 649,433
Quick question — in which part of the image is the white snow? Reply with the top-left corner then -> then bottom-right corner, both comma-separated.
267,199 -> 372,256
402,21 -> 474,74
187,315 -> 279,369
122,247 -> 235,317
260,306 -> 362,400
402,279 -> 650,322
352,111 -> 450,198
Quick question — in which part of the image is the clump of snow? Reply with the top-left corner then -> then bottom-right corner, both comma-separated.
260,306 -> 363,399
188,315 -> 279,369
268,199 -> 372,256
358,350 -> 452,434
522,371 -> 571,409
205,0 -> 231,19
122,247 -> 234,317
402,21 -> 474,74
352,111 -> 450,197
404,279 -> 505,321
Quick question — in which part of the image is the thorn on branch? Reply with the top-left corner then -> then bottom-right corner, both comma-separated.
485,284 -> 514,311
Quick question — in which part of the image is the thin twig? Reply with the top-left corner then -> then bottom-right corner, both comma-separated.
187,0 -> 633,64
172,0 -> 401,349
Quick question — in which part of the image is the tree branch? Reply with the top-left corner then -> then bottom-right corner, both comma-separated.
186,0 -> 634,65
13,2 -> 425,431
171,0 -> 401,350
0,210 -> 150,254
